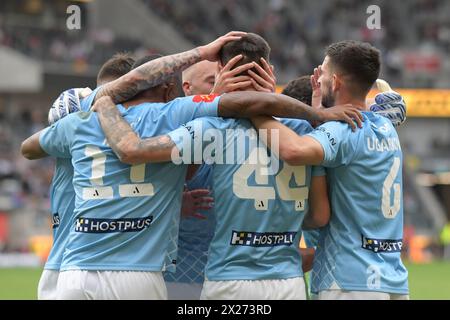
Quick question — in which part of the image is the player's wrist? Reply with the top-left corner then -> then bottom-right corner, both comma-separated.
197,46 -> 209,61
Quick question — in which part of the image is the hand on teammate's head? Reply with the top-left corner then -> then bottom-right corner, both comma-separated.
199,31 -> 247,62
211,54 -> 254,94
248,58 -> 276,93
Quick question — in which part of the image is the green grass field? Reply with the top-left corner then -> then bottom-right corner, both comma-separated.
0,262 -> 449,299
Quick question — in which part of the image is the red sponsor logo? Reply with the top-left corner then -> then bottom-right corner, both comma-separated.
192,94 -> 219,103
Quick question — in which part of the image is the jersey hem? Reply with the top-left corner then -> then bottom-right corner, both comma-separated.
205,272 -> 303,281
59,264 -> 166,272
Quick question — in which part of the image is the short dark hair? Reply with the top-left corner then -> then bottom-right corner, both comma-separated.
97,52 -> 135,85
281,76 -> 312,105
219,33 -> 270,74
325,40 -> 380,96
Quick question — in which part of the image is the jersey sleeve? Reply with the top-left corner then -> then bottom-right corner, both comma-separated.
306,121 -> 356,168
79,86 -> 102,112
311,165 -> 326,176
169,94 -> 221,125
39,114 -> 76,158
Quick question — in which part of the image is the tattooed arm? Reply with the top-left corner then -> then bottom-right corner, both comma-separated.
218,91 -> 363,128
93,97 -> 176,164
93,91 -> 364,165
93,31 -> 246,104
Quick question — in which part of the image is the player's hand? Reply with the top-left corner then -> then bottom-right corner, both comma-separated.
318,105 -> 364,131
199,31 -> 247,62
310,65 -> 322,108
211,54 -> 254,94
370,91 -> 406,127
48,88 -> 90,125
91,96 -> 115,113
376,78 -> 393,92
79,87 -> 93,98
181,189 -> 214,220
248,58 -> 276,93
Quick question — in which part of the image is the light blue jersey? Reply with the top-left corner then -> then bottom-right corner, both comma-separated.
164,164 -> 215,283
44,87 -> 101,270
39,95 -> 220,272
169,117 -> 325,281
307,112 -> 408,294
303,229 -> 321,249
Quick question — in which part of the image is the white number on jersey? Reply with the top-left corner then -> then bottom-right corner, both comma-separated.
381,156 -> 401,219
276,164 -> 309,211
82,146 -> 154,200
232,147 -> 309,211
233,148 -> 275,210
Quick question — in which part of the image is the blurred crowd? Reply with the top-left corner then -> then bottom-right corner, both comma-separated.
144,0 -> 450,86
0,103 -> 51,214
0,0 -> 148,70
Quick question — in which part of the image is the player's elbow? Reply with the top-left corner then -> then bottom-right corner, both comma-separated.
116,145 -> 141,165
311,212 -> 330,228
303,206 -> 330,230
21,139 -> 38,160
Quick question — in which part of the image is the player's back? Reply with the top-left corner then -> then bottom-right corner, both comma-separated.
174,117 -> 319,281
40,95 -> 220,272
310,112 -> 408,294
61,104 -> 185,271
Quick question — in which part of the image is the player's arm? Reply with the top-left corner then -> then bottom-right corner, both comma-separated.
93,31 -> 246,104
302,175 -> 330,230
251,116 -> 325,166
218,91 -> 363,127
92,90 -> 362,165
21,130 -> 48,159
300,247 -> 315,273
21,115 -> 73,160
92,96 -> 176,164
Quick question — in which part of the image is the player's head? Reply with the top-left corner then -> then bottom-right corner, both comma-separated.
320,40 -> 380,108
281,76 -> 312,106
218,32 -> 271,91
133,54 -> 183,102
182,60 -> 217,96
97,52 -> 135,86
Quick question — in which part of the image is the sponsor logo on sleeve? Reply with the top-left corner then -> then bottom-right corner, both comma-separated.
192,94 -> 219,103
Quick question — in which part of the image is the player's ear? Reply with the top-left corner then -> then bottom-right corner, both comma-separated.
332,74 -> 341,92
182,81 -> 191,96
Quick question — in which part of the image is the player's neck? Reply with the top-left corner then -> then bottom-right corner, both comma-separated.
335,94 -> 368,111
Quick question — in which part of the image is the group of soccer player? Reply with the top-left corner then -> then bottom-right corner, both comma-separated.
20,30 -> 409,300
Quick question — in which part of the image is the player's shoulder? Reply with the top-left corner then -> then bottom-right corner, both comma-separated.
57,110 -> 91,125
313,120 -> 352,137
280,118 -> 313,135
364,111 -> 399,137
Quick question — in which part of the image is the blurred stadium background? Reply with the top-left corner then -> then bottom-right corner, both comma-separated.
0,0 -> 449,299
